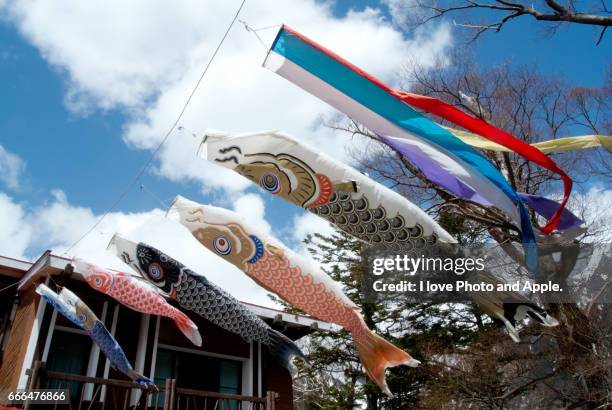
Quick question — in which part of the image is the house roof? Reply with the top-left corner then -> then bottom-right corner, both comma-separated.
0,252 -> 338,334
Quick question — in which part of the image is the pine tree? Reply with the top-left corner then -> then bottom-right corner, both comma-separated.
290,230 -> 483,409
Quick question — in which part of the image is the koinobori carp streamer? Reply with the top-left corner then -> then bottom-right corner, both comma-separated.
168,195 -> 420,396
465,270 -> 559,343
73,258 -> 202,347
36,283 -> 153,386
200,130 -> 455,248
107,234 -> 306,372
199,131 -> 559,342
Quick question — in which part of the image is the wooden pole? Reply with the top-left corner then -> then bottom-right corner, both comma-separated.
168,379 -> 176,410
39,362 -> 47,389
23,360 -> 42,410
163,379 -> 172,410
265,391 -> 277,410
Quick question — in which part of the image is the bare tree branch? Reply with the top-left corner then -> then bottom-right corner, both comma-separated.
403,0 -> 612,44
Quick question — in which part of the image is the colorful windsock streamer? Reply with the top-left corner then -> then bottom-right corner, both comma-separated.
377,135 -> 584,233
168,195 -> 421,396
264,25 -> 540,269
396,92 -> 572,234
36,284 -> 153,386
517,194 -> 584,232
107,234 -> 306,372
447,129 -> 612,154
73,258 -> 202,347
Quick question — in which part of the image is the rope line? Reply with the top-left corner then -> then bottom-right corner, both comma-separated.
0,281 -> 19,295
62,0 -> 248,256
139,184 -> 170,209
249,23 -> 280,32
238,20 -> 269,50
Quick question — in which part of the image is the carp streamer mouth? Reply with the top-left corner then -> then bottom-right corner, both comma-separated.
214,156 -> 240,164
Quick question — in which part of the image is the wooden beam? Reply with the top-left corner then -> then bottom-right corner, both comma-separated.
0,289 -> 41,389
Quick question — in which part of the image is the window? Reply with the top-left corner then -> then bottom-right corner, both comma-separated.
154,348 -> 177,386
219,360 -> 241,395
46,330 -> 92,400
154,348 -> 242,393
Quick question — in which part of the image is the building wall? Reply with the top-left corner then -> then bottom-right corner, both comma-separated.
0,273 -> 296,407
0,274 -> 18,384
0,288 -> 40,389
265,358 -> 294,410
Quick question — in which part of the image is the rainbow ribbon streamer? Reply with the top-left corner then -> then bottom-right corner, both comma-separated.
263,25 -> 573,270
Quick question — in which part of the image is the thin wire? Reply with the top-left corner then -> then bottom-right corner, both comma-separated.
139,184 -> 170,209
250,23 -> 280,32
176,125 -> 199,139
238,19 -> 268,50
48,275 -> 63,292
0,281 -> 19,295
62,0 -> 248,256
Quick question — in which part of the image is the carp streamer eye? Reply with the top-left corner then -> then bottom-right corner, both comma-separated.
260,172 -> 281,194
94,277 -> 102,287
148,263 -> 164,280
213,236 -> 232,255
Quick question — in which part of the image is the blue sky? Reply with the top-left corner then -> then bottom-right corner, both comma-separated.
0,0 -> 609,302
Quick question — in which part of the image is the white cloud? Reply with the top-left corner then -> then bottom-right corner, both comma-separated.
232,193 -> 272,235
292,212 -> 335,243
1,0 -> 452,193
290,212 -> 337,258
382,0 -> 412,27
0,144 -> 25,190
382,0 -> 429,28
567,185 -> 612,242
0,193 -> 32,259
2,0 -> 214,110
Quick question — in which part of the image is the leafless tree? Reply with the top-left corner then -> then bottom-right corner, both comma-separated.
330,55 -> 611,407
392,0 -> 612,44
337,54 -> 610,243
